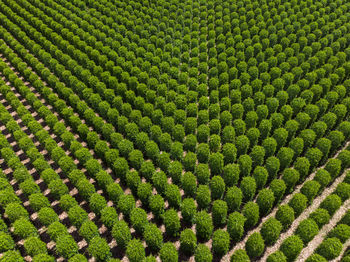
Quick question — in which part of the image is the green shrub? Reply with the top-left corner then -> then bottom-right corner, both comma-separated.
126,239 -> 145,262
130,208 -> 148,234
29,193 -> 50,211
32,254 -> 56,262
253,166 -> 268,189
47,222 -> 68,241
95,171 -> 114,191
0,250 -> 24,262
182,172 -> 197,197
149,194 -> 164,219
320,194 -> 342,215
89,236 -> 111,261
56,235 -> 78,259
100,206 -> 118,230
5,202 -> 28,222
195,244 -> 213,262
67,254 -> 88,262
314,169 -> 331,189
143,224 -> 163,252
160,242 -> 178,262
137,182 -> 152,205
19,179 -> 40,196
196,185 -> 211,210
59,194 -> 78,212
289,193 -> 308,216
276,205 -> 295,230
195,163 -> 210,184
266,251 -> 287,262
301,180 -> 321,203
165,184 -> 181,208
24,237 -> 47,257
13,218 -> 37,239
335,182 -> 350,201
126,171 -> 141,194
164,208 -> 180,237
117,194 -> 135,217
222,164 -> 240,187
209,152 -> 224,175
89,193 -> 107,216
168,161 -> 183,185
180,229 -> 197,255
230,249 -> 250,262
296,219 -> 319,244
238,154 -> 252,177
270,179 -> 286,203
245,232 -> 265,259
152,171 -> 168,194
225,186 -> 242,212
257,189 -> 275,216
280,235 -> 303,262
195,211 -> 213,241
212,229 -> 230,257
210,175 -> 225,200
240,176 -> 256,202
329,224 -> 350,243
242,202 -> 259,229
310,208 -> 331,228
79,220 -> 99,243
325,158 -> 342,179
38,207 -> 58,226
212,200 -> 228,227
181,198 -> 196,224
0,232 -> 14,252
112,220 -> 131,249
68,204 -> 88,228
261,218 -> 282,246
305,254 -> 327,262
266,156 -> 280,180
48,179 -> 68,199
317,237 -> 342,260
76,178 -> 95,200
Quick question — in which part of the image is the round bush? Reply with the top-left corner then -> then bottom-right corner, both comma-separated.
212,200 -> 228,227
0,232 -> 14,252
329,224 -> 350,243
112,220 -> 131,249
282,168 -> 300,193
245,232 -> 265,259
152,171 -> 168,194
67,254 -> 88,262
68,205 -> 88,228
29,193 -> 50,212
182,172 -> 197,197
149,194 -> 164,219
209,152 -> 224,176
195,244 -> 213,262
89,237 -> 111,261
257,189 -> 275,216
13,218 -> 37,239
180,229 -> 197,255
210,175 -> 225,200
165,184 -> 182,208
164,208 -> 180,237
296,219 -> 319,244
0,250 -> 24,262
130,208 -> 148,234
56,235 -> 78,259
301,180 -> 321,203
222,164 -> 240,187
280,235 -> 303,262
242,202 -> 259,229
79,220 -> 99,243
38,207 -> 59,226
126,239 -> 145,262
270,179 -> 287,203
195,211 -> 213,241
276,205 -> 295,230
266,251 -> 287,262
240,176 -> 256,202
47,222 -> 68,242
143,223 -> 163,252
212,229 -> 230,257
289,193 -> 308,217
195,164 -> 210,184
196,185 -> 211,210
32,254 -> 56,262
100,206 -> 118,229
117,194 -> 135,217
5,202 -> 28,223
309,208 -> 331,228
261,218 -> 282,246
160,242 -> 178,262
305,254 -> 327,262
335,182 -> 350,201
181,198 -> 196,224
320,194 -> 342,215
317,237 -> 342,260
230,249 -> 250,262
253,166 -> 268,189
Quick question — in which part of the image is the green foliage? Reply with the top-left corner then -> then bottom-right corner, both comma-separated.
320,194 -> 342,215
245,232 -> 265,259
5,202 -> 28,223
164,209 -> 180,237
257,189 -> 275,216
180,229 -> 197,255
160,242 -> 178,262
24,237 -> 47,257
195,244 -> 213,262
112,220 -> 131,249
276,205 -> 295,230
195,211 -> 213,241
38,207 -> 59,226
0,232 -> 14,252
212,229 -> 230,257
261,218 -> 282,246
240,176 -> 256,202
32,254 -> 56,262
13,218 -> 37,239
165,184 -> 181,208
117,194 -> 135,217
89,237 -> 111,261
280,235 -> 304,262
266,251 -> 287,262
143,224 -> 163,252
317,238 -> 342,260
289,193 -> 308,217
68,204 -> 88,228
79,220 -> 99,243
305,254 -> 327,262
56,235 -> 78,259
296,219 -> 319,244
310,208 -> 331,228
126,239 -> 145,262
329,224 -> 350,243
242,202 -> 259,229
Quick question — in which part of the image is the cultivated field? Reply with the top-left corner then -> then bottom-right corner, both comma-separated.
0,0 -> 349,261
